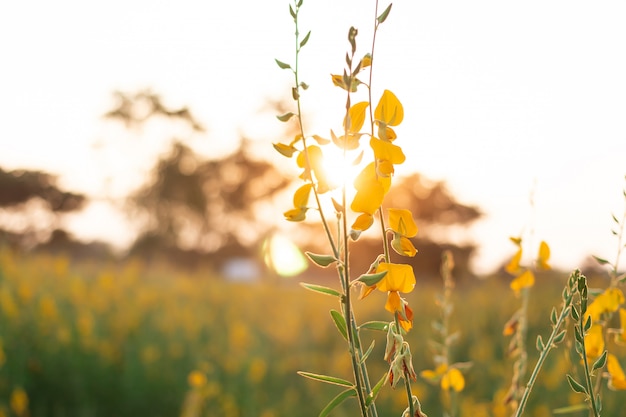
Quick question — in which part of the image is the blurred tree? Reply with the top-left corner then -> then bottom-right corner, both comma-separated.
128,140 -> 289,266
0,167 -> 86,249
106,90 -> 290,268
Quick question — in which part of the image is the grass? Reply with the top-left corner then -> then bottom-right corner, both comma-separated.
0,247 -> 624,416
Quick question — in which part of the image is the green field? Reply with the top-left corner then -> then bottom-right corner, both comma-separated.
0,247 -> 624,416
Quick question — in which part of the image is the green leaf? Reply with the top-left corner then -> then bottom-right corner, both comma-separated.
592,350 -> 608,372
359,321 -> 389,332
566,374 -> 588,394
305,252 -> 338,268
330,309 -> 348,340
553,329 -> 567,344
360,340 -> 375,364
570,305 -> 580,321
550,306 -> 558,326
300,31 -> 311,48
289,4 -> 296,19
592,255 -> 610,265
356,270 -> 387,286
584,315 -> 592,332
276,112 -> 295,122
275,59 -> 292,70
319,388 -> 357,417
297,371 -> 354,387
300,283 -> 341,298
536,335 -> 545,352
377,3 -> 393,24
365,372 -> 388,407
553,403 -> 590,414
272,143 -> 297,158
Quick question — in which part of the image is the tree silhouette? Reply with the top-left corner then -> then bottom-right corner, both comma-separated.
105,90 -> 291,268
0,167 -> 86,249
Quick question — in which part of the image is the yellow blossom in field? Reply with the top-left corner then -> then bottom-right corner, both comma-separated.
607,353 -> 626,390
584,324 -> 604,361
420,364 -> 465,392
391,236 -> 417,257
510,270 -> 535,295
536,241 -> 551,270
187,370 -> 207,388
586,287 -> 625,323
10,387 -> 28,417
505,237 -> 523,275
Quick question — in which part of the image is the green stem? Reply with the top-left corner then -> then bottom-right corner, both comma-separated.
513,285 -> 574,417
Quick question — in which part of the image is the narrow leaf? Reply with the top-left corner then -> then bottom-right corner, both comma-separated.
553,403 -> 590,414
359,321 -> 389,332
330,309 -> 348,340
550,306 -> 558,326
300,283 -> 341,298
319,388 -> 357,417
566,374 -> 588,394
553,329 -> 567,344
592,350 -> 608,372
536,335 -> 545,352
365,372 -> 388,407
377,3 -> 393,24
357,270 -> 387,286
360,340 -> 376,364
592,255 -> 610,265
305,252 -> 338,267
289,4 -> 296,19
297,371 -> 354,387
300,31 -> 311,48
275,59 -> 292,70
276,112 -> 295,122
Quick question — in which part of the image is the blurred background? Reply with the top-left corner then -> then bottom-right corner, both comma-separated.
1,1 -> 625,416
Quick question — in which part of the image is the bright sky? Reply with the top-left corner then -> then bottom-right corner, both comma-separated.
1,0 -> 625,274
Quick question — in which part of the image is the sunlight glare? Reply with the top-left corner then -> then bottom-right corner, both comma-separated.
263,233 -> 308,277
321,146 -> 361,190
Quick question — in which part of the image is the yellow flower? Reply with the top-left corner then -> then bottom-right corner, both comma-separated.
391,235 -> 417,257
420,364 -> 465,392
586,288 -> 625,323
510,269 -> 535,295
584,324 -> 604,361
374,89 -> 404,141
351,213 -> 374,232
10,387 -> 28,417
374,90 -> 403,125
344,101 -> 369,134
442,367 -> 465,392
296,146 -> 332,193
388,209 -> 418,238
536,241 -> 551,270
283,183 -> 312,222
375,263 -> 416,331
187,370 -> 207,388
607,353 -> 626,390
370,138 -> 405,164
351,162 -> 391,217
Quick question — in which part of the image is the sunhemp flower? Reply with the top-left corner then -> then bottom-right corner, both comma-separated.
607,353 -> 626,390
505,238 -> 551,295
388,208 -> 418,257
420,364 -> 465,392
375,262 -> 416,331
584,324 -> 605,361
585,287 -> 625,323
